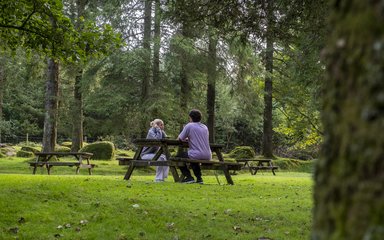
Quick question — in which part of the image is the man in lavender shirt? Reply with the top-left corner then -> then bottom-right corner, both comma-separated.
177,109 -> 211,184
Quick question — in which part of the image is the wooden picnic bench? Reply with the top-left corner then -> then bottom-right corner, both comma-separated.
236,159 -> 278,175
29,152 -> 95,175
118,139 -> 242,185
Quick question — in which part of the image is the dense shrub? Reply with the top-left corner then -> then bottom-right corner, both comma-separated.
228,146 -> 256,159
60,142 -> 72,148
79,141 -> 115,160
0,152 -> 6,158
54,145 -> 71,152
21,146 -> 41,153
16,150 -> 34,158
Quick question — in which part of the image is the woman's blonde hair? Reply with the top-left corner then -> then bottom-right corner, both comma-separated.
150,119 -> 163,127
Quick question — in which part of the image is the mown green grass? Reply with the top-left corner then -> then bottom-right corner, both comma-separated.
0,157 -> 313,240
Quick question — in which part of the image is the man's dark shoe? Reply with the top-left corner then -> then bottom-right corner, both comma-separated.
181,177 -> 195,184
196,178 -> 204,184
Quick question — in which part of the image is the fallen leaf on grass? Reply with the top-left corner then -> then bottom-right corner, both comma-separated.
233,225 -> 242,232
224,209 -> 232,214
80,220 -> 88,225
9,227 -> 19,234
166,222 -> 175,230
54,233 -> 63,238
18,217 -> 26,224
132,204 -> 140,208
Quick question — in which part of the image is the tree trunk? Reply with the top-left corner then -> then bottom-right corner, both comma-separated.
0,57 -> 5,143
42,58 -> 59,152
71,0 -> 86,152
313,1 -> 384,239
179,23 -> 191,133
152,0 -> 160,85
140,0 -> 152,137
71,70 -> 83,151
206,33 -> 217,143
262,0 -> 274,158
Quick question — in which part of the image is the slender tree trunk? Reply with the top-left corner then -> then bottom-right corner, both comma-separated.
262,0 -> 274,158
206,33 -> 217,143
152,0 -> 160,85
151,0 -> 161,117
71,0 -> 86,152
179,23 -> 191,133
0,57 -> 5,143
71,70 -> 83,151
313,1 -> 384,239
42,58 -> 59,152
141,0 -> 152,137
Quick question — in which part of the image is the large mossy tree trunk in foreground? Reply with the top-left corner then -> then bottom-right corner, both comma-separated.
313,1 -> 384,240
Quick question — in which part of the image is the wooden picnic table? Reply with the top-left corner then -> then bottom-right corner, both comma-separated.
29,152 -> 95,175
236,159 -> 278,175
118,138 -> 241,185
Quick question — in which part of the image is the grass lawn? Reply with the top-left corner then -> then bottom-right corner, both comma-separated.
0,156 -> 313,240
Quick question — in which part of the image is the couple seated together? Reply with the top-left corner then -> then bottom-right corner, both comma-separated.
140,109 -> 211,184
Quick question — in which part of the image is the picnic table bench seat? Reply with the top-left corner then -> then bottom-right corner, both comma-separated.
169,157 -> 242,170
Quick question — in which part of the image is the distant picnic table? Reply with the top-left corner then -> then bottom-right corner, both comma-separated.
29,152 -> 95,175
117,138 -> 242,185
235,159 -> 278,175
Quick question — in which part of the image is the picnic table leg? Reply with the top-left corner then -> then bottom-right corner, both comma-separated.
47,164 -> 52,175
169,166 -> 180,182
32,163 -> 37,174
124,163 -> 136,180
221,165 -> 234,185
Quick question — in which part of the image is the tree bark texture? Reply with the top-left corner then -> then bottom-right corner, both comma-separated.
179,23 -> 192,133
153,0 -> 161,85
71,70 -> 83,151
262,0 -> 274,158
141,0 -> 152,137
42,58 -> 59,152
71,0 -> 86,152
0,58 -> 5,143
207,34 -> 217,143
313,1 -> 384,239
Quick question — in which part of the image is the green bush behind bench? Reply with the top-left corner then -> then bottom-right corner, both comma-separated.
80,141 -> 115,160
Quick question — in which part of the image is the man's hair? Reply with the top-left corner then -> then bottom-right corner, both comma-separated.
189,109 -> 202,122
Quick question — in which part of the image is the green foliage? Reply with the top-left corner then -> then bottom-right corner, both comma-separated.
60,141 -> 72,148
54,145 -> 71,152
20,146 -> 41,153
0,0 -> 122,61
228,146 -> 256,159
80,141 -> 115,160
16,150 -> 34,158
0,152 -> 5,158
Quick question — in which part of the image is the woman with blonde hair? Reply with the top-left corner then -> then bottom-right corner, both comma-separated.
141,119 -> 169,182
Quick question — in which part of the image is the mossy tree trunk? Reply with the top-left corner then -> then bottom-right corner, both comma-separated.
140,0 -> 152,137
262,0 -> 274,158
71,0 -> 86,152
0,57 -> 4,143
313,1 -> 384,239
42,58 -> 59,152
